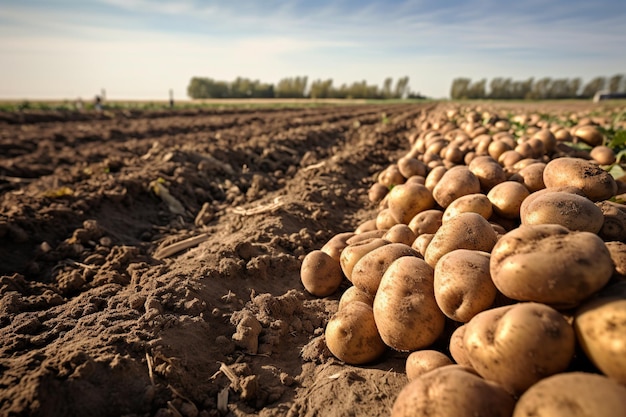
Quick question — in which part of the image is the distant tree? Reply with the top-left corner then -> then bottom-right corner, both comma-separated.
382,77 -> 393,99
467,79 -> 487,99
581,76 -> 607,98
187,77 -> 229,98
394,76 -> 410,99
450,78 -> 472,99
609,74 -> 624,93
309,79 -> 334,98
275,76 -> 308,98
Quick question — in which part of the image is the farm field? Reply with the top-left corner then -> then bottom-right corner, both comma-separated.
1,101 -> 625,417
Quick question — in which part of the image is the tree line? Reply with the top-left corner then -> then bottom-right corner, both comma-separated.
187,76 -> 422,99
450,75 -> 626,100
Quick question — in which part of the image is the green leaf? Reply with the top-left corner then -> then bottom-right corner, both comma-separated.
608,164 -> 625,180
608,130 -> 626,150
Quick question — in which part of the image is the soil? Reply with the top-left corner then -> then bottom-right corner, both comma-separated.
0,104 -> 434,417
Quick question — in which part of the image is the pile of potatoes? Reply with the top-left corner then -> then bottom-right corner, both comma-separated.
300,105 -> 626,417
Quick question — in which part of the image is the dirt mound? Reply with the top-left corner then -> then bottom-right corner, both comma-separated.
0,104 -> 432,416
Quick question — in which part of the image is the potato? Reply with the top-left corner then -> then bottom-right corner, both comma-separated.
424,166 -> 447,191
543,157 -> 617,201
339,238 -> 389,281
468,155 -> 506,191
346,229 -> 386,245
321,232 -> 355,262
606,241 -> 626,281
574,125 -> 604,146
387,182 -> 435,224
351,243 -> 420,296
432,166 -> 481,208
325,301 -> 386,365
520,191 -> 604,233
397,156 -> 427,179
392,365 -> 515,417
378,164 -> 405,188
509,162 -> 546,193
532,129 -> 557,153
434,250 -> 496,322
487,181 -> 530,219
338,285 -> 373,310
405,350 -> 453,381
442,193 -> 492,223
368,182 -> 389,203
448,324 -> 472,369
354,218 -> 377,234
596,200 -> 626,241
490,224 -> 613,308
412,233 -> 434,256
513,372 -> 626,417
591,145 -> 616,165
373,256 -> 445,351
376,208 -> 399,230
574,282 -> 626,384
383,224 -> 417,246
463,302 -> 575,395
407,209 -> 443,236
300,250 -> 344,297
424,212 -> 498,268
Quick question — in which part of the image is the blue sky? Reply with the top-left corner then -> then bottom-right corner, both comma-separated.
1,0 -> 625,100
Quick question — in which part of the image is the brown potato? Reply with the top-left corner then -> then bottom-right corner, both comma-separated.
397,156 -> 427,178
392,365 -> 515,417
591,145 -> 616,165
373,256 -> 445,351
338,285 -> 373,310
354,218 -> 377,234
412,233 -> 434,256
574,282 -> 626,385
574,125 -> 604,146
346,229 -> 386,245
424,166 -> 447,192
378,164 -> 405,188
376,208 -> 399,230
387,182 -> 435,224
596,200 -> 626,241
543,157 -> 617,202
432,166 -> 481,208
513,372 -> 626,417
442,193 -> 493,223
405,350 -> 453,381
532,129 -> 557,153
449,324 -> 472,369
300,250 -> 344,297
383,224 -> 417,246
520,191 -> 604,233
408,209 -> 443,236
490,224 -> 613,308
368,182 -> 389,203
468,155 -> 506,191
509,162 -> 546,193
339,238 -> 389,281
606,241 -> 626,281
351,243 -> 420,296
325,301 -> 386,365
424,212 -> 498,268
463,302 -> 575,395
434,250 -> 496,322
321,232 -> 355,262
487,181 -> 530,219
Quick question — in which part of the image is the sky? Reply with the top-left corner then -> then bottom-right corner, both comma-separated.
1,0 -> 625,100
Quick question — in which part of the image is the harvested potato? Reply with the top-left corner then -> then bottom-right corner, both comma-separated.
487,181 -> 530,219
392,365 -> 515,417
378,164 -> 405,188
463,302 -> 575,395
397,156 -> 427,179
412,233 -> 434,256
300,250 -> 344,297
387,182 -> 435,224
532,129 -> 557,153
321,232 -> 355,262
543,157 -> 617,201
424,166 -> 447,191
434,250 -> 496,322
468,155 -> 506,191
490,224 -> 613,308
573,125 -> 604,146
325,301 -> 386,365
408,209 -> 443,236
338,285 -> 373,310
354,219 -> 377,234
509,162 -> 546,193
591,145 -> 617,165
596,200 -> 626,241
448,324 -> 472,369
383,224 -> 417,246
339,238 -> 389,281
351,243 -> 420,296
442,193 -> 492,223
513,372 -> 626,417
368,182 -> 389,203
605,241 -> 626,281
424,212 -> 498,268
373,256 -> 445,351
376,208 -> 399,230
574,282 -> 626,384
520,190 -> 604,233
405,350 -> 453,381
346,229 -> 386,245
432,166 -> 481,208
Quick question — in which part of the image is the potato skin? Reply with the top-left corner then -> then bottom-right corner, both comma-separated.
300,250 -> 344,297
468,156 -> 507,191
339,238 -> 389,281
543,157 -> 617,202
321,232 -> 355,262
574,282 -> 626,385
325,301 -> 386,365
448,324 -> 473,369
425,212 -> 498,268
373,257 -> 445,351
520,191 -> 604,233
487,181 -> 530,219
513,372 -> 626,417
383,224 -> 417,246
434,249 -> 496,322
405,350 -> 453,381
392,365 -> 515,417
351,243 -> 420,296
432,166 -> 481,208
463,302 -> 575,395
338,285 -> 373,310
490,224 -> 613,308
408,209 -> 443,236
387,182 -> 435,224
442,193 -> 492,223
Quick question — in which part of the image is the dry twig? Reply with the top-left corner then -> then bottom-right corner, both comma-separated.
153,233 -> 210,260
232,197 -> 284,216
